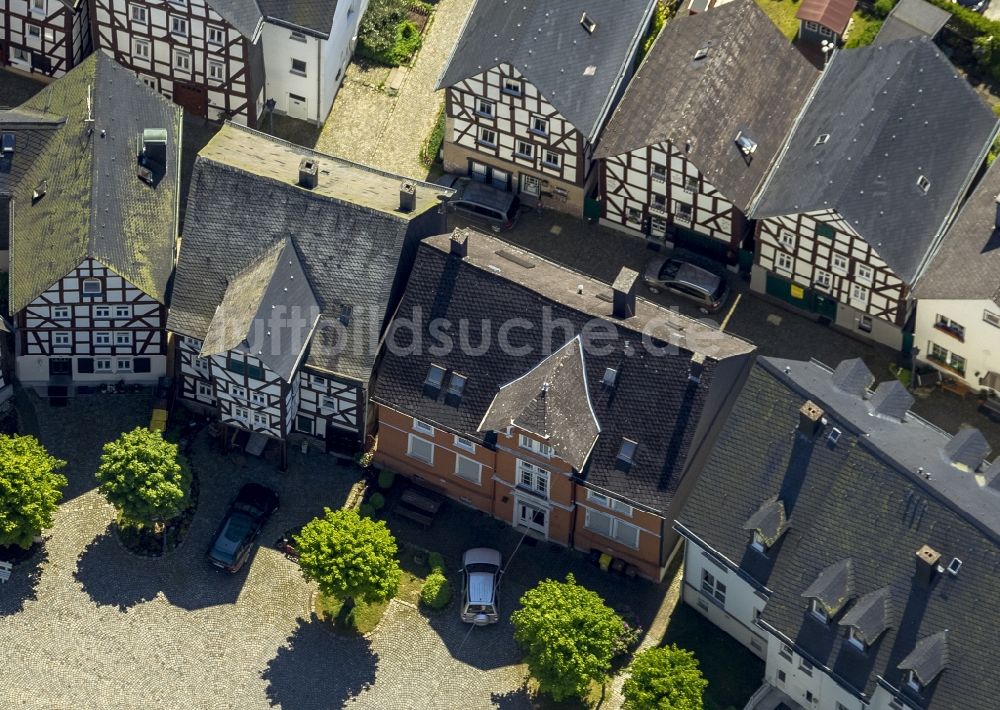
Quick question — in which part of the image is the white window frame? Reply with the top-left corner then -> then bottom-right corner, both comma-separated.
95,332 -> 111,346
95,305 -> 111,318
231,385 -> 247,400
194,356 -> 209,373
751,529 -> 766,552
454,436 -> 476,453
454,454 -> 482,484
207,25 -> 225,45
174,50 -> 192,72
856,264 -> 874,285
809,598 -> 828,623
114,305 -> 131,318
413,418 -> 434,435
117,358 -> 132,372
832,254 -> 849,275
134,38 -> 151,60
776,252 -> 794,273
114,332 -> 132,346
850,283 -> 869,304
291,58 -> 307,76
502,79 -> 521,95
518,433 -> 553,458
208,60 -> 224,82
407,433 -> 434,464
251,392 -> 266,406
96,358 -> 112,372
585,488 -> 632,516
985,310 -> 1000,328
53,305 -> 70,320
531,116 -> 548,136
197,382 -> 213,397
31,0 -> 46,12
82,278 -> 102,295
905,670 -> 921,692
171,16 -> 188,37
779,229 -> 795,249
252,412 -> 268,427
233,406 -> 249,422
675,201 -> 693,223
27,25 -> 41,40
515,140 -> 533,159
53,332 -> 70,346
814,270 -> 832,290
799,658 -> 814,676
516,459 -> 549,496
847,626 -> 865,650
477,127 -> 497,147
584,507 -> 640,549
476,99 -> 495,118
542,150 -> 560,169
130,4 -> 147,23
700,569 -> 726,604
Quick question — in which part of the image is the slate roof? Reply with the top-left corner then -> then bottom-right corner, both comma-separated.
869,379 -> 914,421
742,497 -> 787,546
0,51 -> 181,315
839,586 -> 892,643
898,630 -> 949,686
437,0 -> 656,142
676,357 -> 1000,707
372,229 -> 756,512
796,0 -> 856,34
876,0 -> 950,43
942,428 -> 991,471
830,357 -> 874,397
800,558 -> 854,615
167,123 -> 451,382
478,336 -> 600,472
258,0 -> 338,36
210,0 -> 264,38
595,0 -> 818,213
200,240 -> 320,382
752,38 -> 998,284
913,156 -> 1000,304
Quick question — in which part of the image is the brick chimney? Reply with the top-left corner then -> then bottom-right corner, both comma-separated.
298,158 -> 318,189
798,401 -> 824,438
400,181 -> 417,212
612,267 -> 639,319
915,544 -> 941,585
450,230 -> 469,258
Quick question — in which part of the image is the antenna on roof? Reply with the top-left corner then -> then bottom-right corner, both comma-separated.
85,84 -> 95,123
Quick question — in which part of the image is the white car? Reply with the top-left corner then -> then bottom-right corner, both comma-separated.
460,547 -> 502,625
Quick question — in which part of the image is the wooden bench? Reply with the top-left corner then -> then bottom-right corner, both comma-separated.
401,486 -> 444,514
940,378 -> 972,399
394,505 -> 434,527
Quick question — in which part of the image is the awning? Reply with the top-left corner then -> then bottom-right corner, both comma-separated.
980,371 -> 1000,392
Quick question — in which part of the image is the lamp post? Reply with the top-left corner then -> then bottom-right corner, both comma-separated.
910,346 -> 920,391
821,39 -> 834,70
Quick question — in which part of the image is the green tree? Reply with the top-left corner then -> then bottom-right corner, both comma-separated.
294,508 -> 401,606
511,573 -> 625,701
623,645 -> 708,710
0,434 -> 67,548
95,427 -> 191,525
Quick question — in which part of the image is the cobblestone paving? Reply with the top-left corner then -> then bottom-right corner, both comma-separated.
1,395 -> 538,709
316,0 -> 475,179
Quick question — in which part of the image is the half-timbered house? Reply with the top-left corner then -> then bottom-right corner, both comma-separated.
91,0 -> 266,124
749,37 -> 998,351
371,228 -> 756,581
167,122 -> 452,462
596,0 -> 818,263
1,0 -> 91,77
436,0 -> 656,215
0,51 -> 181,393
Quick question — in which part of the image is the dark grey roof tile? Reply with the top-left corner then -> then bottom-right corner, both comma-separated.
831,357 -> 874,397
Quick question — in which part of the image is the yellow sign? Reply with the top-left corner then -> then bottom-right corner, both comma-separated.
790,284 -> 805,300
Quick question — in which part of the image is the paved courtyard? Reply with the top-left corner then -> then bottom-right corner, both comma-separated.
316,0 -> 475,179
3,393 -> 661,709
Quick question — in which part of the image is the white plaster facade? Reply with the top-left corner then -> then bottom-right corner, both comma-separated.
261,0 -> 366,124
914,297 -> 1000,390
1,0 -> 90,77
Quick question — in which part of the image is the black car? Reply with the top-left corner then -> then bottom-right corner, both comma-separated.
435,174 -> 520,231
207,483 -> 279,573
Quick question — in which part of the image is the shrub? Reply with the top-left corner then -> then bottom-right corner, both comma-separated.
357,0 -> 424,66
845,13 -> 883,49
428,551 -> 445,573
0,434 -> 67,548
419,105 -> 445,167
873,0 -> 897,18
377,468 -> 395,490
421,570 -> 453,609
369,492 -> 386,511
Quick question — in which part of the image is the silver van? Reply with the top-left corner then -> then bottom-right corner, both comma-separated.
460,547 -> 502,625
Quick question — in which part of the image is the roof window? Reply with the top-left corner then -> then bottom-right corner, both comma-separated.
339,304 -> 353,327
815,133 -> 830,145
735,131 -> 757,157
694,47 -> 709,61
602,367 -> 618,388
617,438 -> 637,466
445,372 -> 467,405
917,175 -> 930,193
580,12 -> 597,34
1,133 -> 14,155
424,364 -> 446,395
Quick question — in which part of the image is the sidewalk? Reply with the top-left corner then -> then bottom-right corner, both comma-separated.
316,0 -> 474,179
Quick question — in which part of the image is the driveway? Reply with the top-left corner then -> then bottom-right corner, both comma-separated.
1,394 -> 543,709
316,0 -> 475,179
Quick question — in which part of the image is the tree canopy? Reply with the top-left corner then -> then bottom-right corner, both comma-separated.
95,427 -> 191,525
0,434 -> 67,548
623,645 -> 708,710
294,508 -> 401,604
511,573 -> 625,701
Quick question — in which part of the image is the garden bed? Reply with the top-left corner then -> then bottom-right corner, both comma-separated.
356,0 -> 434,67
114,467 -> 200,557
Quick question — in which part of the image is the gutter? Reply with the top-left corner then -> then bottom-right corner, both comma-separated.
263,16 -> 328,40
672,520 -> 772,595
746,48 -> 838,218
586,0 -> 659,145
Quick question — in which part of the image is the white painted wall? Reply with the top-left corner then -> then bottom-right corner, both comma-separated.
763,634 -> 865,710
915,297 -> 1000,390
261,0 -> 366,124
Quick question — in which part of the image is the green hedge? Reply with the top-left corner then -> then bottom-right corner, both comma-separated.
922,0 -> 1000,81
421,570 -> 453,609
420,105 -> 446,168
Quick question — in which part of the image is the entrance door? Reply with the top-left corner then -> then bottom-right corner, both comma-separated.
288,93 -> 308,120
174,82 -> 208,117
520,174 -> 541,197
49,358 -> 72,378
516,499 -> 547,537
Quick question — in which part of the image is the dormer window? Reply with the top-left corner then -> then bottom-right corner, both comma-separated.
810,598 -> 828,623
847,626 -> 866,651
751,530 -> 767,553
906,670 -> 922,692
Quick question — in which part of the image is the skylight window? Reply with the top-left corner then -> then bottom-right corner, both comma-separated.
917,175 -> 930,193
815,133 -> 830,146
617,438 -> 638,465
602,367 -> 618,388
580,12 -> 597,34
694,47 -> 709,61
735,131 -> 757,157
447,373 -> 467,398
424,364 -> 446,391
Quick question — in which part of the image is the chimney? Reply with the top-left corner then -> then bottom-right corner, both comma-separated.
400,180 -> 417,212
689,352 -> 705,383
450,230 -> 469,258
798,400 -> 824,438
915,545 -> 941,585
612,267 -> 639,319
298,158 -> 319,189
994,194 -> 1000,231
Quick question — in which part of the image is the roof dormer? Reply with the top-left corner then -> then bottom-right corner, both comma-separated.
838,586 -> 892,651
742,497 -> 787,553
898,630 -> 949,694
801,558 -> 854,623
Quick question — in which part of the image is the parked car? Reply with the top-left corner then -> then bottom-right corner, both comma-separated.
208,483 -> 279,573
460,547 -> 502,625
436,174 -> 520,231
642,255 -> 729,312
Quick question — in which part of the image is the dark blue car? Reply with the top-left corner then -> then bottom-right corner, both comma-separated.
208,483 -> 279,573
